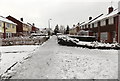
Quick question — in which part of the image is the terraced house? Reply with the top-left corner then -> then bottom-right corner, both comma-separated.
6,16 -> 32,36
0,16 -> 16,38
22,21 -> 32,36
79,2 -> 120,44
7,16 -> 39,36
69,25 -> 77,35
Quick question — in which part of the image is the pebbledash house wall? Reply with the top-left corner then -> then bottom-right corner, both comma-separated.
0,16 -> 17,38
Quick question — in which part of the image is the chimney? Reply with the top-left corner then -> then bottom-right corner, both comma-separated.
89,17 -> 92,20
77,23 -> 80,26
33,23 -> 35,26
20,18 -> 23,22
108,6 -> 114,14
73,24 -> 75,27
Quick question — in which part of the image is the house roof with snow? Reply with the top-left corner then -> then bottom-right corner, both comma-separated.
80,14 -> 103,26
21,20 -> 29,25
0,16 -> 16,25
7,15 -> 23,24
7,15 -> 31,26
79,22 -> 85,26
90,8 -> 118,23
81,20 -> 90,26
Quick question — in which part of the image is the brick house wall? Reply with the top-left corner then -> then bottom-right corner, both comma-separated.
80,7 -> 119,43
88,16 -> 118,43
31,26 -> 39,33
6,16 -> 23,36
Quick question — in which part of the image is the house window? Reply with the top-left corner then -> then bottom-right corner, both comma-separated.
94,33 -> 98,38
6,33 -> 12,38
82,25 -> 84,29
80,26 -> 82,29
90,24 -> 92,28
100,32 -> 107,41
85,25 -> 87,28
12,25 -> 15,28
100,20 -> 106,26
87,24 -> 89,28
106,19 -> 109,25
109,17 -> 114,24
94,22 -> 98,27
88,24 -> 90,28
112,31 -> 116,42
0,21 -> 2,27
87,25 -> 88,28
6,23 -> 11,28
92,23 -> 94,28
86,25 -> 87,28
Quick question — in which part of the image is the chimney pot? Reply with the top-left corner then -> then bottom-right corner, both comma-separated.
108,6 -> 114,14
20,18 -> 23,21
73,24 -> 75,27
33,23 -> 35,26
89,17 -> 92,20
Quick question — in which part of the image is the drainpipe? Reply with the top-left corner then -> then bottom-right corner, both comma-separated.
118,15 -> 120,43
118,1 -> 120,43
3,22 -> 6,39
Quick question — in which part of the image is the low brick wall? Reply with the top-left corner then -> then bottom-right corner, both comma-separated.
1,36 -> 49,46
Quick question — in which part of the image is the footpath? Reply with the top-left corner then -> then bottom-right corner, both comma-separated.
3,36 -> 118,79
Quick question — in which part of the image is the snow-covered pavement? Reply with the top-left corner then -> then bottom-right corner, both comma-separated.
0,45 -> 40,77
1,36 -> 118,79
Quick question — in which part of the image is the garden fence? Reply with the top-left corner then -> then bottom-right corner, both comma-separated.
0,36 -> 49,46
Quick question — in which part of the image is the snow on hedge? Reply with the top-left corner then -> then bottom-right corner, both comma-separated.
57,35 -> 120,49
58,35 -> 79,43
77,41 -> 120,48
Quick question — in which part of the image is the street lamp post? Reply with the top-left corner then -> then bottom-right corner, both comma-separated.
48,19 -> 52,36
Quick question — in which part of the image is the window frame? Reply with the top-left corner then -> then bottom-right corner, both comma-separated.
108,17 -> 114,25
0,21 -> 2,27
6,23 -> 11,28
94,22 -> 98,27
100,19 -> 106,26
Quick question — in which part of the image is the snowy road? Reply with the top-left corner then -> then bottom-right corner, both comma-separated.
4,36 -> 118,79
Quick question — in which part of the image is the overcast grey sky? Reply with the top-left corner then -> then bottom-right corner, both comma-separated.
0,0 -> 119,29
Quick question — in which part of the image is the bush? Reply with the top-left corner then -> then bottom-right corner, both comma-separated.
57,35 -> 120,50
69,36 -> 96,42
